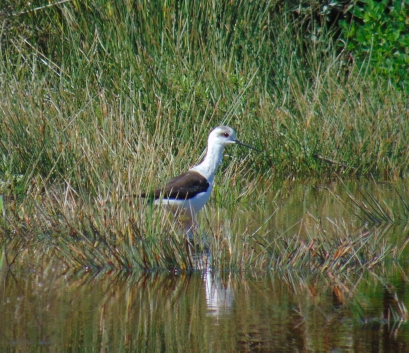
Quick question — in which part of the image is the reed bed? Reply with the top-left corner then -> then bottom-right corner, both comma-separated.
1,0 -> 409,190
1,1 -> 409,272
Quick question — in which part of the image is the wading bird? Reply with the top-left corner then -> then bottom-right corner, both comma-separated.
141,126 -> 258,235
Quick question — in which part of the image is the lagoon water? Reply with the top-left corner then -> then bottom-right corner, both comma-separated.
2,182 -> 409,351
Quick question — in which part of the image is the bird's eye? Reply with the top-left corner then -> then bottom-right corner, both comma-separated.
223,132 -> 229,137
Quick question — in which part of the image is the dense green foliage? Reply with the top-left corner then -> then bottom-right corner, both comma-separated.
340,0 -> 409,92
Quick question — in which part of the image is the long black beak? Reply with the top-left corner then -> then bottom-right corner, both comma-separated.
235,139 -> 261,152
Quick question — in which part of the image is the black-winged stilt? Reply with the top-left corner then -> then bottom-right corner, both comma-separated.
142,126 -> 257,234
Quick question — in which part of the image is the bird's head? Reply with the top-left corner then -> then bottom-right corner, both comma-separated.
208,126 -> 259,151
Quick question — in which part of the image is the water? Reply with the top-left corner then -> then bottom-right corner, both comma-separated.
1,265 -> 409,351
2,181 -> 409,351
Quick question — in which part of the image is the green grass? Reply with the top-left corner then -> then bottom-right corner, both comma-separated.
1,0 -> 409,190
1,1 -> 409,272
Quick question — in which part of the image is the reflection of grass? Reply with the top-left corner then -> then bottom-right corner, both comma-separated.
3,252 -> 409,350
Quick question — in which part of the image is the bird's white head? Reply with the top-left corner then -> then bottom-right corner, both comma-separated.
208,126 -> 237,147
208,126 -> 259,151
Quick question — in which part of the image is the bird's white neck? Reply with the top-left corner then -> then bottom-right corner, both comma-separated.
190,142 -> 225,183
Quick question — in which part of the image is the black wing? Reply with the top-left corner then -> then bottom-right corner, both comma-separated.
141,171 -> 209,200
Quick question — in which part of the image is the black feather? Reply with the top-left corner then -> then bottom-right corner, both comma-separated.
141,171 -> 209,200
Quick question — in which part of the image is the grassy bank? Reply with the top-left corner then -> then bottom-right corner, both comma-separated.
1,1 -> 409,271
1,0 -> 408,192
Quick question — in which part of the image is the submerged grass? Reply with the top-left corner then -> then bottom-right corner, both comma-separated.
3,259 -> 409,350
328,181 -> 409,225
2,180 -> 407,274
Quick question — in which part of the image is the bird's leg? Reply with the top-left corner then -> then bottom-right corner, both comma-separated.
171,207 -> 196,268
178,207 -> 197,241
168,205 -> 197,240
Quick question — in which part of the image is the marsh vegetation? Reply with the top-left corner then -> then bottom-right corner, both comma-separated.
1,0 -> 409,274
2,1 -> 409,350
